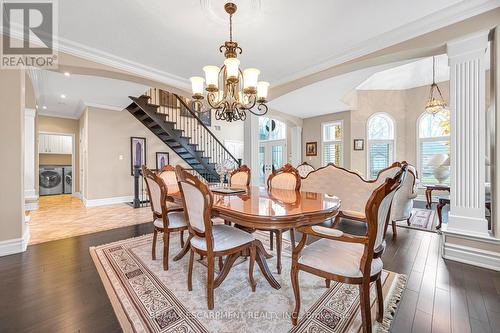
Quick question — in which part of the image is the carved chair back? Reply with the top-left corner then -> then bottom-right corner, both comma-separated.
297,162 -> 315,178
142,165 -> 170,225
158,165 -> 178,187
229,164 -> 251,186
176,165 -> 215,252
267,163 -> 301,191
362,166 -> 405,272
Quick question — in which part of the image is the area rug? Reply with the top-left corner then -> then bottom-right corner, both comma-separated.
396,208 -> 436,232
90,232 -> 406,333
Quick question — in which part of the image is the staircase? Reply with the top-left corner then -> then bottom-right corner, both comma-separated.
126,88 -> 240,182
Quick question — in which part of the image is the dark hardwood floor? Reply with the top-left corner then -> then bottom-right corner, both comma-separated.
1,212 -> 499,332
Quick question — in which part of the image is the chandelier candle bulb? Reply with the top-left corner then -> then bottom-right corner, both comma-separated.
190,76 -> 205,98
224,58 -> 240,81
203,66 -> 220,91
243,68 -> 260,93
257,81 -> 270,101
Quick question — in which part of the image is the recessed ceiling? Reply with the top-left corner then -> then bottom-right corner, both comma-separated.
55,0 -> 496,88
31,70 -> 149,119
268,60 -> 411,118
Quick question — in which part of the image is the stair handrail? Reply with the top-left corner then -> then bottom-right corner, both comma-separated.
172,92 -> 241,166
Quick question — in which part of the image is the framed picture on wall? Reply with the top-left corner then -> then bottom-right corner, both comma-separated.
130,137 -> 146,175
306,142 -> 317,156
353,139 -> 364,151
156,152 -> 169,170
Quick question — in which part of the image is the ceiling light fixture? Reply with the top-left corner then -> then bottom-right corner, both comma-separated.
189,2 -> 269,122
425,56 -> 447,114
60,94 -> 66,99
42,106 -> 47,110
64,72 -> 71,77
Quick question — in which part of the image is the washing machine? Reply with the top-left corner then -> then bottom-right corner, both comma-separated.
63,166 -> 72,194
39,166 -> 63,195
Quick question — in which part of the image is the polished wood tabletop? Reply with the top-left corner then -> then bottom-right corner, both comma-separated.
168,185 -> 341,230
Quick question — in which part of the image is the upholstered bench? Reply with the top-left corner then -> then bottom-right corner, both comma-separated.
301,162 -> 404,230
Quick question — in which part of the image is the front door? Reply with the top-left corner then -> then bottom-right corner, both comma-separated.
259,140 -> 286,185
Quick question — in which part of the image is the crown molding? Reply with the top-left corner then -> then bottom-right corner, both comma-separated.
85,102 -> 124,112
56,37 -> 191,91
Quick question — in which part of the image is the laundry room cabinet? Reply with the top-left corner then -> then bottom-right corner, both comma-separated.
39,134 -> 72,154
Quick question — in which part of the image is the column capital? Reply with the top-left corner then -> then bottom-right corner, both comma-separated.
447,30 -> 489,61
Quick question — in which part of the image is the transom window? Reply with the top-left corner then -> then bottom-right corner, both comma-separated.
322,121 -> 343,166
367,113 -> 395,178
259,117 -> 286,141
417,110 -> 450,185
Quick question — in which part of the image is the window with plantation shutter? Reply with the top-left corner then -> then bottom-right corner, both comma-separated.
322,121 -> 343,166
418,111 -> 450,185
367,113 -> 394,178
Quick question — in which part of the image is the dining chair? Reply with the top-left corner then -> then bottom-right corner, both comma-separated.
176,165 -> 257,310
142,166 -> 190,271
266,163 -> 301,274
157,165 -> 183,212
290,169 -> 404,332
296,161 -> 315,178
229,164 -> 251,187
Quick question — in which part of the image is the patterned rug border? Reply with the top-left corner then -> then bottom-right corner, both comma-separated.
90,233 -> 407,333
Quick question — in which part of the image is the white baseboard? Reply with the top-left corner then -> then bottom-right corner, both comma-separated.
84,195 -> 134,208
0,227 -> 30,257
25,200 -> 39,211
441,231 -> 500,271
72,192 -> 82,199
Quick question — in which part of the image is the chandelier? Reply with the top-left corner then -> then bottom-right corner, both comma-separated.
189,2 -> 269,122
425,56 -> 447,114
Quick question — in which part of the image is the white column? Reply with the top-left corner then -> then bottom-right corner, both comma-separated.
290,126 -> 302,166
244,115 -> 260,185
24,108 -> 36,200
447,31 -> 489,236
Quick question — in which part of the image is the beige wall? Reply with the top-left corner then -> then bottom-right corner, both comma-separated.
37,116 -> 80,193
302,111 -> 351,169
84,107 -> 190,200
0,69 -> 26,243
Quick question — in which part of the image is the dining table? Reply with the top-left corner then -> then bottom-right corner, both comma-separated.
167,184 -> 341,289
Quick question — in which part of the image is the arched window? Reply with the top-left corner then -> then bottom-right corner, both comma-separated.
417,110 -> 450,185
367,113 -> 395,178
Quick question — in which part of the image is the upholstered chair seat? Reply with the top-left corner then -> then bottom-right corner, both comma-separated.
153,211 -> 188,229
298,239 -> 383,278
190,224 -> 255,252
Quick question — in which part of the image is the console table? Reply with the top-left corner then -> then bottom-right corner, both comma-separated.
425,184 -> 450,209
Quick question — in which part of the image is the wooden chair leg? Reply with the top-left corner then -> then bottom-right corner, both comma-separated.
180,230 -> 185,248
376,277 -> 384,323
359,281 -> 372,333
291,265 -> 301,325
163,231 -> 170,271
392,221 -> 397,237
207,256 -> 215,310
290,228 -> 296,249
249,242 -> 256,292
325,279 -> 331,288
187,249 -> 194,291
276,230 -> 283,274
152,228 -> 158,260
269,231 -> 274,251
